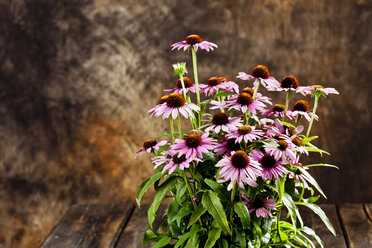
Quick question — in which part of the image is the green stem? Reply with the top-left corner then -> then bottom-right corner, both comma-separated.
183,170 -> 203,226
230,181 -> 236,237
252,79 -> 261,100
295,115 -> 302,127
191,47 -> 201,127
169,118 -> 174,143
284,91 -> 292,121
177,116 -> 182,139
306,95 -> 319,137
178,75 -> 188,103
277,207 -> 282,242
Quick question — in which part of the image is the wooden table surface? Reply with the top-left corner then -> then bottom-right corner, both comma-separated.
40,203 -> 372,248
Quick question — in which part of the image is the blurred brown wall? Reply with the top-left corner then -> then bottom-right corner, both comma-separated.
0,0 -> 371,247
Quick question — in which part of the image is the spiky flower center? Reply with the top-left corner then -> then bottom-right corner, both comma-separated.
212,112 -> 229,126
172,154 -> 187,164
238,126 -> 252,135
237,93 -> 253,106
292,137 -> 303,147
143,139 -> 157,149
251,198 -> 265,209
167,93 -> 185,108
313,85 -> 324,89
274,134 -> 286,140
158,95 -> 169,104
293,100 -> 310,112
185,34 -> 203,45
208,77 -> 222,87
278,140 -> 289,151
176,77 -> 194,89
242,87 -> 254,96
260,154 -> 277,168
251,65 -> 270,79
226,138 -> 240,151
272,104 -> 286,112
281,75 -> 299,89
185,133 -> 202,148
231,150 -> 250,169
219,77 -> 230,82
294,168 -> 302,175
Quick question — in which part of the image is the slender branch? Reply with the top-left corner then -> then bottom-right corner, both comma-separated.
306,95 -> 319,137
177,115 -> 182,139
191,47 -> 201,127
169,118 -> 174,143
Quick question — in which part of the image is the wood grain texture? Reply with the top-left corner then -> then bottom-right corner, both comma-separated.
116,204 -> 167,248
300,204 -> 347,247
40,203 -> 134,248
338,203 -> 372,248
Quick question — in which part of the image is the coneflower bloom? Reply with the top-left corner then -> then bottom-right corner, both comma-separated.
226,125 -> 264,143
263,138 -> 297,162
134,139 -> 168,158
262,104 -> 294,119
265,119 -> 303,139
242,195 -> 277,218
250,150 -> 287,180
237,65 -> 280,90
216,150 -> 262,190
240,87 -> 272,105
172,133 -> 215,158
148,95 -> 168,117
199,77 -> 239,96
154,93 -> 199,119
224,92 -> 267,114
275,75 -> 300,91
201,112 -> 242,133
297,85 -> 339,96
164,77 -> 197,94
153,150 -> 201,174
171,34 -> 217,52
291,100 -> 318,122
214,136 -> 241,156
291,137 -> 308,155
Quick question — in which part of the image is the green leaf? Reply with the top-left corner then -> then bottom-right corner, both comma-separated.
201,190 -> 232,236
142,229 -> 160,244
235,229 -> 246,248
301,136 -> 318,145
176,182 -> 187,204
214,91 -> 236,98
305,142 -> 330,156
300,226 -> 324,248
285,178 -> 296,196
185,224 -> 201,248
297,202 -> 336,236
136,171 -> 162,207
282,192 -> 297,227
281,121 -> 296,128
202,152 -> 218,162
234,202 -> 251,229
218,239 -> 229,248
204,178 -> 229,202
298,167 -> 327,198
187,205 -> 207,228
174,232 -> 191,248
152,236 -> 171,248
294,232 -> 315,248
204,227 -> 222,248
148,176 -> 179,229
305,163 -> 339,169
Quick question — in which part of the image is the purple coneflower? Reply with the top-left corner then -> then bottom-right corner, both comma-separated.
153,93 -> 199,119
241,87 -> 272,105
216,150 -> 262,190
275,75 -> 300,92
171,34 -> 217,52
291,100 -> 318,122
201,112 -> 242,133
214,136 -> 241,156
224,92 -> 267,114
148,95 -> 168,116
242,195 -> 277,218
226,125 -> 264,143
134,139 -> 168,158
172,133 -> 215,158
291,137 -> 308,155
263,139 -> 297,162
237,65 -> 280,90
153,150 -> 201,174
250,150 -> 287,180
164,77 -> 197,94
199,77 -> 239,96
297,85 -> 339,96
262,104 -> 294,119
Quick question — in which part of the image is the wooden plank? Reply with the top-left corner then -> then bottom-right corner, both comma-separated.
338,203 -> 372,248
300,204 -> 347,247
115,204 -> 167,248
40,203 -> 134,248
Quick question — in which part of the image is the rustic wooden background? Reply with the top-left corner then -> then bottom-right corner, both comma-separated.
0,0 -> 371,247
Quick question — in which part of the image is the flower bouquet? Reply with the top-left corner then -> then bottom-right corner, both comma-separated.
135,34 -> 339,247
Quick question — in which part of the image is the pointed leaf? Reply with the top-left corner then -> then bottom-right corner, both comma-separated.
305,163 -> 339,169
152,236 -> 171,248
204,228 -> 222,248
234,202 -> 251,229
136,171 -> 162,207
298,167 -> 327,198
187,205 -> 207,228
